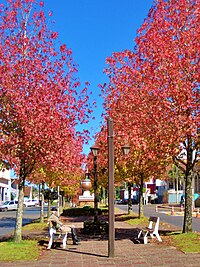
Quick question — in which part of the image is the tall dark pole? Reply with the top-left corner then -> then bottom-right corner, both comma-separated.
108,118 -> 114,257
128,181 -> 132,214
40,181 -> 44,223
93,155 -> 98,223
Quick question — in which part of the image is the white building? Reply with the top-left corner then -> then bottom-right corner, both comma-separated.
0,169 -> 11,204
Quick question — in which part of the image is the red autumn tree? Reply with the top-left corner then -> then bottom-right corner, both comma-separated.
0,0 -> 92,242
101,49 -> 171,215
134,0 -> 200,233
29,163 -> 84,220
102,0 -> 199,232
88,118 -> 169,217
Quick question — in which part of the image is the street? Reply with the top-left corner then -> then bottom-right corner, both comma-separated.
1,204 -> 199,239
117,204 -> 200,232
0,206 -> 47,238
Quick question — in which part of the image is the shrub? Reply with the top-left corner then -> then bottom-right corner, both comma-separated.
61,207 -> 108,217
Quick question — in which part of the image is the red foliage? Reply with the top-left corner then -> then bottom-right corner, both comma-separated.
101,0 -> 199,230
102,0 -> 199,175
0,0 -> 93,185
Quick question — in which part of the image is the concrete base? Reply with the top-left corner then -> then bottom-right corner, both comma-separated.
79,195 -> 95,208
79,200 -> 94,207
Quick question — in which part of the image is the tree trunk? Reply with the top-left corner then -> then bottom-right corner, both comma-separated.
183,173 -> 193,233
14,162 -> 25,243
183,136 -> 193,233
40,182 -> 44,223
47,198 -> 51,218
127,182 -> 132,214
138,174 -> 144,218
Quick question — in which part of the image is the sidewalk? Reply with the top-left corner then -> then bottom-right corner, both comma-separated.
1,211 -> 200,267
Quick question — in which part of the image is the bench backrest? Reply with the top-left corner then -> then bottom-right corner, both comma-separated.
148,216 -> 160,233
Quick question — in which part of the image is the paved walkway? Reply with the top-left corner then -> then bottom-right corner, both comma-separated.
1,212 -> 200,267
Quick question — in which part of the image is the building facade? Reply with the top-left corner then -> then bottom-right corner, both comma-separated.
0,169 -> 11,204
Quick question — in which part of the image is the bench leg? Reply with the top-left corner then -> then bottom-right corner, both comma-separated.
62,233 -> 67,249
138,230 -> 142,239
47,228 -> 56,249
144,232 -> 149,244
138,230 -> 149,244
155,232 -> 162,242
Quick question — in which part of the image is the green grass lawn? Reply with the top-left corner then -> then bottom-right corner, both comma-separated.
0,239 -> 39,261
0,221 -> 47,262
168,232 -> 200,253
23,220 -> 47,231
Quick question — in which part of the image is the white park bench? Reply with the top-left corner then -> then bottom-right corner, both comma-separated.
137,216 -> 162,244
47,221 -> 71,249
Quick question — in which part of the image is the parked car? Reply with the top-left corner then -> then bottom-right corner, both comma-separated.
0,200 -> 18,211
195,196 -> 200,207
180,193 -> 199,207
132,198 -> 138,205
24,199 -> 39,207
117,198 -> 138,205
115,199 -> 122,204
119,199 -> 128,204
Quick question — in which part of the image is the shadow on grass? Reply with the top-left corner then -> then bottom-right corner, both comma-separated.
115,213 -> 138,222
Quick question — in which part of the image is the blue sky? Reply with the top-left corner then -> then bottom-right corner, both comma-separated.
43,0 -> 154,154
